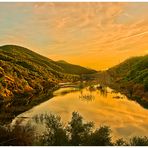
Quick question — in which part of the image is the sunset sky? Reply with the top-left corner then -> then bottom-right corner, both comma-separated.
0,2 -> 148,70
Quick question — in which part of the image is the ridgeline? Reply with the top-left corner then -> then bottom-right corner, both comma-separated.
0,45 -> 96,124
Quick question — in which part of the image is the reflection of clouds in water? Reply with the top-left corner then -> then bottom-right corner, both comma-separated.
115,124 -> 146,139
12,85 -> 148,139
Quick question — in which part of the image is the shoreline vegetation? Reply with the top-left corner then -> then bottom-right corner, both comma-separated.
0,112 -> 148,146
97,55 -> 148,108
0,85 -> 59,125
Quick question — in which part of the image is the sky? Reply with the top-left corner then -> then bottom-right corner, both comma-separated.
0,2 -> 148,70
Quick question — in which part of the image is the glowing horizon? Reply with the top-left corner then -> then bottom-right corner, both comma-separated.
0,2 -> 148,70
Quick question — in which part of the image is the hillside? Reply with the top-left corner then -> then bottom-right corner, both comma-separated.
105,55 -> 148,108
57,60 -> 96,75
0,45 -> 96,123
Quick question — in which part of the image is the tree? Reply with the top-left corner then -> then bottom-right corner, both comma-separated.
130,136 -> 148,146
67,112 -> 94,146
0,122 -> 35,146
115,138 -> 128,146
33,114 -> 69,146
88,126 -> 113,146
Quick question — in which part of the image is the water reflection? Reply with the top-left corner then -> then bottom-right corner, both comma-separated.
87,85 -> 108,98
79,90 -> 95,102
53,87 -> 79,96
88,85 -> 96,92
79,85 -> 124,101
12,83 -> 148,140
97,86 -> 108,97
55,83 -> 112,100
113,96 -> 124,99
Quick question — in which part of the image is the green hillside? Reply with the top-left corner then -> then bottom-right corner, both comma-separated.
57,60 -> 96,75
0,45 -> 96,123
107,55 -> 148,108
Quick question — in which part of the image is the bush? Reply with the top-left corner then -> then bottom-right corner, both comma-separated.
115,138 -> 128,146
33,114 -> 69,146
88,126 -> 112,146
0,122 -> 35,146
33,112 -> 112,146
130,136 -> 148,146
144,77 -> 148,91
0,112 -> 148,146
67,112 -> 94,146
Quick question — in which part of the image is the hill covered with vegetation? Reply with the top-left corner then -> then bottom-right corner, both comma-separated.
57,60 -> 96,75
104,55 -> 148,108
0,45 -> 96,124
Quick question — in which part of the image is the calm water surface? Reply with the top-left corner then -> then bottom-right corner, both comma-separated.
12,84 -> 148,140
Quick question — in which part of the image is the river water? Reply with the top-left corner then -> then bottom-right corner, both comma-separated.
12,84 -> 148,140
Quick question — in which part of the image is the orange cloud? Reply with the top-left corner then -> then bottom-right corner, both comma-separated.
0,2 -> 148,70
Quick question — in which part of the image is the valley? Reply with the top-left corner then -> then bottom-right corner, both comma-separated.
0,45 -> 96,124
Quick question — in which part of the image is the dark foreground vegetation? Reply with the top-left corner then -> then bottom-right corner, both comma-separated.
0,112 -> 148,146
98,55 -> 148,108
0,45 -> 96,124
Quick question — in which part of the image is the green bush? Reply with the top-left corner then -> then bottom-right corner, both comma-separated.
144,77 -> 148,91
130,136 -> 148,146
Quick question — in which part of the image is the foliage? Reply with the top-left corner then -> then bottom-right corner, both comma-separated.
114,138 -> 128,146
130,136 -> 148,146
144,77 -> 148,91
0,112 -> 148,146
109,55 -> 148,85
33,112 -> 111,146
67,112 -> 94,145
33,114 -> 69,146
57,60 -> 96,75
107,55 -> 148,108
0,122 -> 34,146
88,126 -> 112,146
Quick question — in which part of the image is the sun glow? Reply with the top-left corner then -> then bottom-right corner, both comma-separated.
0,2 -> 148,70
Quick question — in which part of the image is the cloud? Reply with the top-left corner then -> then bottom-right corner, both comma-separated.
0,2 -> 148,70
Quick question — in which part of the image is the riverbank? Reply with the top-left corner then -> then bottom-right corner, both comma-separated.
0,80 -> 89,125
0,80 -> 95,125
0,85 -> 59,125
97,71 -> 148,108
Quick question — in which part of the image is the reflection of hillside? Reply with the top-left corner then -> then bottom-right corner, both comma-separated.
79,93 -> 95,102
79,89 -> 95,102
53,87 -> 79,96
87,85 -> 96,92
98,87 -> 108,97
96,85 -> 107,97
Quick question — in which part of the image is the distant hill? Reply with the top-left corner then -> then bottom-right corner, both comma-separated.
57,60 -> 68,64
0,45 -> 96,123
106,55 -> 148,108
57,60 -> 96,75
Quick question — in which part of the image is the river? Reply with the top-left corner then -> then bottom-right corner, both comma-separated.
12,83 -> 148,140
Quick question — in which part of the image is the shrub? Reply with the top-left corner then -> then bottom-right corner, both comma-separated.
67,112 -> 94,146
88,126 -> 113,146
130,136 -> 148,146
144,77 -> 148,92
0,122 -> 35,146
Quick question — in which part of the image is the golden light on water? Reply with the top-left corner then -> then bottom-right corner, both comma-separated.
14,87 -> 148,140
